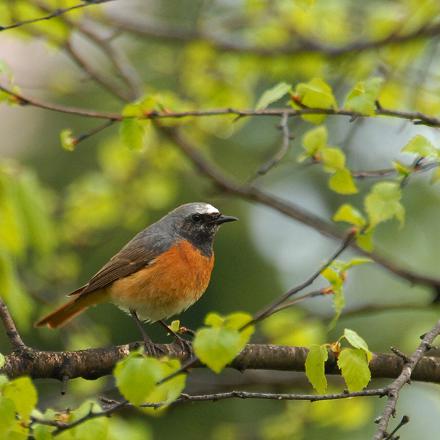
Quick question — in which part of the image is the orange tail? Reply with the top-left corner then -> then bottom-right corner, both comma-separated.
35,290 -> 107,328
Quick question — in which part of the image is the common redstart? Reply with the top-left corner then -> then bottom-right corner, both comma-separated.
36,203 -> 237,344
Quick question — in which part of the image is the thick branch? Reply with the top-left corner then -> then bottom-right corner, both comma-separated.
3,341 -> 440,384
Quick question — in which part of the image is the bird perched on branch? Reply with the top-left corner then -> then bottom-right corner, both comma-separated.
36,202 -> 237,350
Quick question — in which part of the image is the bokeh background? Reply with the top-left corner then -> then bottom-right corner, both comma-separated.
1,0 -> 440,438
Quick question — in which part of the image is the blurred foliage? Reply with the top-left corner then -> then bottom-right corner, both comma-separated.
0,0 -> 440,438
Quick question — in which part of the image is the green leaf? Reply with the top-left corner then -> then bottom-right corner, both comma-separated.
0,353 -> 4,369
204,312 -> 225,328
356,228 -> 374,252
68,401 -> 108,440
33,424 -> 53,440
321,147 -> 346,171
293,78 -> 337,123
338,258 -> 372,272
343,329 -> 372,361
393,161 -> 411,177
364,182 -> 404,227
60,129 -> 76,151
344,77 -> 383,115
329,285 -> 345,329
328,169 -> 358,194
333,204 -> 366,227
194,312 -> 254,373
305,344 -> 328,393
169,320 -> 180,333
321,267 -> 343,288
337,348 -> 371,392
114,354 -> 160,405
301,125 -> 328,158
3,376 -> 37,422
0,396 -> 16,438
431,167 -> 440,184
193,327 -> 243,373
255,82 -> 291,110
402,135 -> 439,158
119,119 -> 147,150
140,358 -> 186,413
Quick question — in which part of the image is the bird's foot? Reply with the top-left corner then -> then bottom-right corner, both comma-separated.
142,340 -> 167,358
172,333 -> 192,356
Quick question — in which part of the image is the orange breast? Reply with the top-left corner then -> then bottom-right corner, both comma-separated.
108,240 -> 214,321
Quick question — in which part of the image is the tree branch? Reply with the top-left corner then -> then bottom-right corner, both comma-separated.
373,319 -> 440,440
161,127 -> 440,292
1,85 -> 440,128
0,0 -> 114,33
0,297 -> 26,350
108,16 -> 440,58
3,340 -> 440,383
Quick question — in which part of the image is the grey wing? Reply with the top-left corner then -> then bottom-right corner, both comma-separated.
72,230 -> 173,297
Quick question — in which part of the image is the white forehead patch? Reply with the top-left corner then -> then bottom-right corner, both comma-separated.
200,204 -> 220,215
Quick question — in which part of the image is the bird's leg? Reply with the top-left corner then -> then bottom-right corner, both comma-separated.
158,320 -> 192,355
130,310 -> 165,357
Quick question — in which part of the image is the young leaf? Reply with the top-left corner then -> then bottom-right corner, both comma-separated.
3,376 -> 37,422
33,424 -> 54,440
328,169 -> 358,194
431,167 -> 440,184
114,354 -> 160,405
140,358 -> 186,413
60,129 -> 76,151
337,348 -> 371,392
321,147 -> 346,171
344,77 -> 383,115
67,401 -> 108,440
301,125 -> 328,158
305,344 -> 328,393
0,396 -> 16,438
193,312 -> 254,373
343,329 -> 372,361
356,228 -> 374,252
402,135 -> 439,158
293,78 -> 337,123
119,119 -> 146,150
193,327 -> 243,373
255,82 -> 291,110
364,182 -> 404,227
333,204 -> 366,227
329,286 -> 345,329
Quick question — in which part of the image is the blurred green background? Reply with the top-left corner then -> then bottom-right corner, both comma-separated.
1,0 -> 440,438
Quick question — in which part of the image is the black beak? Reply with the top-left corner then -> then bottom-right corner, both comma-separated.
214,214 -> 238,225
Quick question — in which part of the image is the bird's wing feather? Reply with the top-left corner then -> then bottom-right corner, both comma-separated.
72,231 -> 173,297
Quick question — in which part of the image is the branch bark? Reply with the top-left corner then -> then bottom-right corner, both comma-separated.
3,341 -> 440,384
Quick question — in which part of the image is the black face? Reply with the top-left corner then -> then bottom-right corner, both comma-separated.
178,210 -> 238,255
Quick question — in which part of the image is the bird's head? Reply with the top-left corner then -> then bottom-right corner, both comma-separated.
166,202 -> 238,248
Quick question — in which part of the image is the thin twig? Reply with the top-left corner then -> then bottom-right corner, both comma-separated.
256,112 -> 292,176
373,319 -> 440,440
2,85 -> 440,127
0,297 -> 26,350
0,0 -> 114,32
161,128 -> 440,292
31,388 -> 387,434
247,231 -> 356,326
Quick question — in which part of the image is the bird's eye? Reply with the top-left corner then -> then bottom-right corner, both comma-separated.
192,214 -> 202,222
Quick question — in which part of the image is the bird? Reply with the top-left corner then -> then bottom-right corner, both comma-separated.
35,202 -> 238,350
